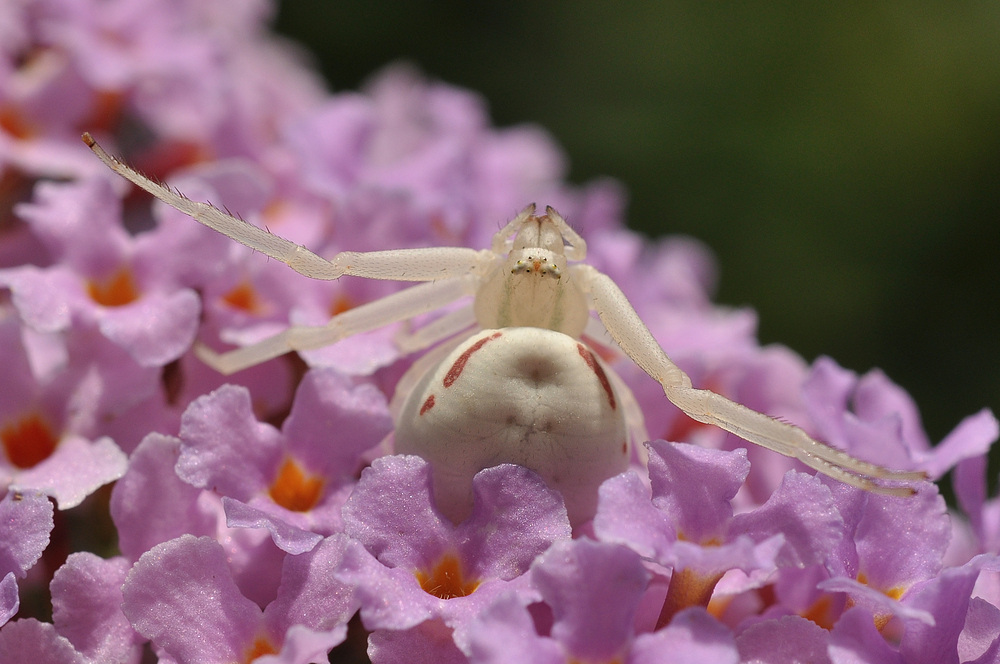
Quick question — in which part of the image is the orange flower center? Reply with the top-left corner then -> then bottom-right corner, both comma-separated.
243,635 -> 278,663
852,572 -> 906,631
330,294 -> 354,316
222,280 -> 264,313
1,413 -> 58,468
800,594 -> 838,630
77,90 -> 123,134
0,104 -> 35,140
87,267 -> 140,307
415,554 -> 480,600
268,458 -> 325,512
856,572 -> 904,600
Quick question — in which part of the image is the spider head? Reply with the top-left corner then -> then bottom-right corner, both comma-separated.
508,215 -> 566,280
478,204 -> 590,334
505,208 -> 570,279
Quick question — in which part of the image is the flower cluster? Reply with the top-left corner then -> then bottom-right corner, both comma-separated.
1,1 -> 999,662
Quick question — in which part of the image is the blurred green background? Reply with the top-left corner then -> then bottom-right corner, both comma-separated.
274,1 -> 1000,446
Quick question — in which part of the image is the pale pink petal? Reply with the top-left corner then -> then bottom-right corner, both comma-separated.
12,435 -> 127,510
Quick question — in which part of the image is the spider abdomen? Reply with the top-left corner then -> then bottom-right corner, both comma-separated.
394,327 -> 630,526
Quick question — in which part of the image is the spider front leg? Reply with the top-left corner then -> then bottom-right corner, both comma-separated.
84,133 -> 505,373
84,134 -> 489,282
572,264 -> 927,496
199,275 -> 479,374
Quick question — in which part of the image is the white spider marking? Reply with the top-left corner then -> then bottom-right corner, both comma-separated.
83,133 -> 926,524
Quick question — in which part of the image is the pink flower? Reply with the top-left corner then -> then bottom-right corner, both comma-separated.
336,456 -> 570,655
122,534 -> 354,664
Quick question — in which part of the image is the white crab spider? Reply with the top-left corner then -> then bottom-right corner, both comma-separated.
83,133 -> 925,524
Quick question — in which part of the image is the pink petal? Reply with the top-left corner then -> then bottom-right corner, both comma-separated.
50,553 -> 141,664
12,435 -> 127,510
121,535 -> 263,664
0,618 -> 87,664
110,433 -> 215,560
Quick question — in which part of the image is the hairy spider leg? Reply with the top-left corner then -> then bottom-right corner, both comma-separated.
572,263 -> 928,496
83,132 -> 489,283
196,275 -> 480,374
